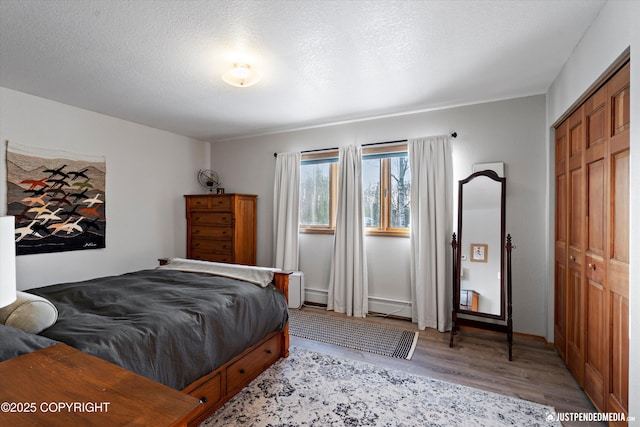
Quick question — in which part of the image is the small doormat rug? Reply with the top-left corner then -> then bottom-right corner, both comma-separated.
201,346 -> 560,426
287,309 -> 419,360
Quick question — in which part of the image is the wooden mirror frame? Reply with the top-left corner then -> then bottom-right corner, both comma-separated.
449,170 -> 514,360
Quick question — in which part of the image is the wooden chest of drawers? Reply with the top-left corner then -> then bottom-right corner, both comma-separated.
185,194 -> 257,265
460,289 -> 479,312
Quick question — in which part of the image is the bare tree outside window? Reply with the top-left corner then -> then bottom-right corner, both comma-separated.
390,156 -> 410,228
362,158 -> 380,227
361,149 -> 410,235
299,163 -> 330,226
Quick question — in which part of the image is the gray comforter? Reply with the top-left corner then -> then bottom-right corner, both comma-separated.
0,324 -> 59,359
16,269 -> 288,390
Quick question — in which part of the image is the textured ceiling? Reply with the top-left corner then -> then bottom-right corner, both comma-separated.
0,0 -> 605,142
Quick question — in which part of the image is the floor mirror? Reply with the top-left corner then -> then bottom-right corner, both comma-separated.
449,169 -> 514,360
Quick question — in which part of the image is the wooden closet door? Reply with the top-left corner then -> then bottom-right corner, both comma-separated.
606,62 -> 630,420
554,121 -> 568,361
566,107 -> 586,383
554,58 -> 630,422
583,85 -> 607,411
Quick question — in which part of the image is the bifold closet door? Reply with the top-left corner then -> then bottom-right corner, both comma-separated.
554,58 -> 630,422
605,62 -> 630,420
566,107 -> 586,384
583,85 -> 607,411
554,120 -> 568,361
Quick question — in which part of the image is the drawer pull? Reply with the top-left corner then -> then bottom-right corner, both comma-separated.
199,396 -> 208,404
265,349 -> 272,354
589,263 -> 596,270
239,369 -> 246,375
569,255 -> 575,262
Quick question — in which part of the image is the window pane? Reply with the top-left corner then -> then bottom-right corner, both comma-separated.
299,163 -> 331,226
362,158 -> 380,227
390,155 -> 410,228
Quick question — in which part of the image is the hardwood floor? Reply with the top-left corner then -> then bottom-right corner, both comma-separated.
290,306 -> 603,427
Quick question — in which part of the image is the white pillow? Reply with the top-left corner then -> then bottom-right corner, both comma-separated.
0,291 -> 58,334
158,258 -> 281,287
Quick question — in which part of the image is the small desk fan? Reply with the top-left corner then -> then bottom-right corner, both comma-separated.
197,169 -> 220,193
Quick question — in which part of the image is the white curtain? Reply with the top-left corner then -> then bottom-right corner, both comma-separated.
327,145 -> 368,317
273,152 -> 301,270
408,136 -> 453,332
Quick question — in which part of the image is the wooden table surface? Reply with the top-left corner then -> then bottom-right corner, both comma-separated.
0,344 -> 200,426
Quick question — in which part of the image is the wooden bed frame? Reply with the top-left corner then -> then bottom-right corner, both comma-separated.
161,265 -> 290,426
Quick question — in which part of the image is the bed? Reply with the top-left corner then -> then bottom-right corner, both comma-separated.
0,258 -> 290,426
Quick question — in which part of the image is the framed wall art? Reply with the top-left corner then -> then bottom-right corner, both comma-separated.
6,141 -> 106,255
470,243 -> 488,263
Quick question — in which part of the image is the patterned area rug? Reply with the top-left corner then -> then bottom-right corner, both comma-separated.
201,347 -> 560,426
288,309 -> 418,359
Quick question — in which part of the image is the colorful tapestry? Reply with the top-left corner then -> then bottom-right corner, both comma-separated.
6,142 -> 106,255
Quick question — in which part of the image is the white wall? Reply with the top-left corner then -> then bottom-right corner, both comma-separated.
545,0 -> 639,418
0,88 -> 210,289
460,206 -> 502,316
210,94 -> 547,336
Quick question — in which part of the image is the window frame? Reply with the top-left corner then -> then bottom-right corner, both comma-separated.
298,151 -> 338,234
297,145 -> 410,237
362,145 -> 410,237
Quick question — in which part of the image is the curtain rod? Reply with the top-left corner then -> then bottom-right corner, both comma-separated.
273,132 -> 457,157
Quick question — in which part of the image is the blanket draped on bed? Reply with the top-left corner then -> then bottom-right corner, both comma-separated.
25,269 -> 288,390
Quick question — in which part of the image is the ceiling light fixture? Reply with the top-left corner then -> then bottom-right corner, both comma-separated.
222,63 -> 260,88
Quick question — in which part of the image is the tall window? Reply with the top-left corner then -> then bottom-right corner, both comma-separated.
362,146 -> 410,236
299,152 -> 338,233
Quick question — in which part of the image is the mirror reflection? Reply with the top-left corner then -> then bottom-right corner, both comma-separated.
459,175 -> 502,316
451,168 -> 513,359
